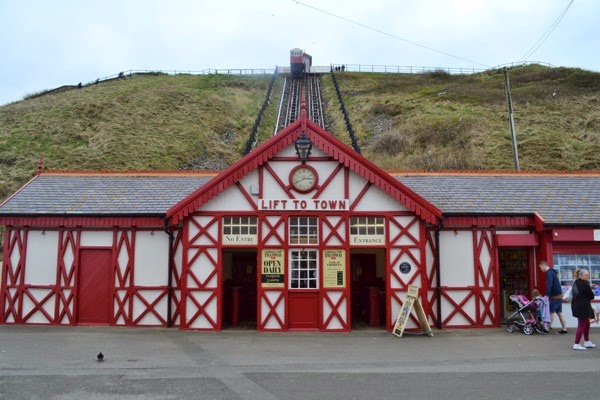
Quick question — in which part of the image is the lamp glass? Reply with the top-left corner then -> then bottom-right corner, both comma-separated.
295,132 -> 312,162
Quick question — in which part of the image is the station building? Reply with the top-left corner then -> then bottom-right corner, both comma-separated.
1,108 -> 599,331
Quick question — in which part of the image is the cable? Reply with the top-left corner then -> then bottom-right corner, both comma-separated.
292,0 -> 490,68
519,0 -> 574,62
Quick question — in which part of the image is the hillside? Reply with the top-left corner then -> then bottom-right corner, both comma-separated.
1,65 -> 599,202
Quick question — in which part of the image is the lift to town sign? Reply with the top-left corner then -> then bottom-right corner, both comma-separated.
259,199 -> 349,211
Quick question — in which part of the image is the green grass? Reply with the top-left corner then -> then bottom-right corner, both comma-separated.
1,65 -> 599,202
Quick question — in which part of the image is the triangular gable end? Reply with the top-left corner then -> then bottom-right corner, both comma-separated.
167,112 -> 442,225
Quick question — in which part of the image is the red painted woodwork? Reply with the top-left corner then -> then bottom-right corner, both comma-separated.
1,228 -> 25,323
551,228 -> 595,242
230,287 -> 240,327
288,292 -> 319,329
113,230 -> 133,325
77,249 -> 112,324
424,230 -> 439,328
258,290 -> 286,330
55,229 -> 78,324
473,230 -> 496,327
180,216 -> 220,330
321,290 -> 349,331
495,234 -> 537,247
0,216 -> 163,228
368,287 -> 380,326
444,216 -> 534,227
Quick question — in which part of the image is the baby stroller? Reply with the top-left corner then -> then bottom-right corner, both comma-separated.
506,294 -> 547,335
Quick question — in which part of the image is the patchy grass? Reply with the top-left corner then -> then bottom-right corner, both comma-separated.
1,65 -> 599,201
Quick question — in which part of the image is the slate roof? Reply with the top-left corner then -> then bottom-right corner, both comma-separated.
0,173 -> 213,216
0,172 -> 598,226
394,173 -> 600,225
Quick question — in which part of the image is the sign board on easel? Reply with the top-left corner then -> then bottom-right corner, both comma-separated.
392,285 -> 433,338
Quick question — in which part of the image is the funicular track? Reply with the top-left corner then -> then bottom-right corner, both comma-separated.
275,75 -> 325,134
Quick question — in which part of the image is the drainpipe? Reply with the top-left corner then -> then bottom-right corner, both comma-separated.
163,217 -> 174,328
434,218 -> 444,329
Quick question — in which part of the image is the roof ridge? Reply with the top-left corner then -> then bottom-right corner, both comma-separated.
40,170 -> 220,177
389,170 -> 600,177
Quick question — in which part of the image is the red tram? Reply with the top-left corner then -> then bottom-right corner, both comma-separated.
290,48 -> 312,77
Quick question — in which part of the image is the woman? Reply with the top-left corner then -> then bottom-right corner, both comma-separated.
571,269 -> 596,350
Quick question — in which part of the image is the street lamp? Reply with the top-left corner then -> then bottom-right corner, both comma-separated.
294,132 -> 312,163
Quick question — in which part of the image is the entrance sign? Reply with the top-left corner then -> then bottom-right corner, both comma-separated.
392,286 -> 433,338
261,249 -> 285,288
323,249 -> 346,288
349,235 -> 385,246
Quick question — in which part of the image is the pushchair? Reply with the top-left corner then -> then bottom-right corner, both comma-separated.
505,294 -> 547,335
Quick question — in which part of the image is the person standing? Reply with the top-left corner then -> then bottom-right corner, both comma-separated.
571,268 -> 596,350
538,260 -> 568,334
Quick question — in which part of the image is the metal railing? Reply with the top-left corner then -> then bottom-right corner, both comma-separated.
25,62 -> 560,102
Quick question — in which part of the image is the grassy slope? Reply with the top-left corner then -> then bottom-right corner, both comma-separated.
0,73 -> 272,200
324,65 -> 600,171
1,65 -> 599,203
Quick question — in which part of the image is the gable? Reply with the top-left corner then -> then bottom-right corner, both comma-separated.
167,110 -> 441,225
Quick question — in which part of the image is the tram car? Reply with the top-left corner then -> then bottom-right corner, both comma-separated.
290,48 -> 312,77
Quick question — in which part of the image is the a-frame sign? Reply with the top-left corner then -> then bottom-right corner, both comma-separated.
392,286 -> 433,337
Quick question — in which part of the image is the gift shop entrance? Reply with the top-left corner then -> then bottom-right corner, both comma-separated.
499,247 -> 534,321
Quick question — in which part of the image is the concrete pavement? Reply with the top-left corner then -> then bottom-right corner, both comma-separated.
0,325 -> 598,399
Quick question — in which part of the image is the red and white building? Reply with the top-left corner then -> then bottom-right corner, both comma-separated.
1,107 -> 599,331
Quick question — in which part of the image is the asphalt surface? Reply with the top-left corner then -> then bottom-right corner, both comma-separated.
0,324 -> 598,399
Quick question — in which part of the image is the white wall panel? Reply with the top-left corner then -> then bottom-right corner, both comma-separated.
200,185 -> 255,211
80,230 -> 113,247
25,231 -> 58,285
134,231 -> 169,286
353,186 -> 408,212
439,230 -> 475,286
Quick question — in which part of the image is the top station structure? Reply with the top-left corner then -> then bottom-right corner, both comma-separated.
1,78 -> 599,333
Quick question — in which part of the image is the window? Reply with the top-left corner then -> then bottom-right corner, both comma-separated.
223,216 -> 257,235
290,249 -> 318,289
350,217 -> 384,235
289,217 -> 318,245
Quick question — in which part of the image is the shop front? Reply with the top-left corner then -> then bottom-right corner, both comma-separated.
1,107 -> 599,332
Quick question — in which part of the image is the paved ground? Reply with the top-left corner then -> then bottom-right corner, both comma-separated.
0,325 -> 598,399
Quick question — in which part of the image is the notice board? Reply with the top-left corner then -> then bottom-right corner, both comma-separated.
392,285 -> 433,338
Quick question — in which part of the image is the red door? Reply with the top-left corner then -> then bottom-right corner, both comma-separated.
77,249 -> 112,325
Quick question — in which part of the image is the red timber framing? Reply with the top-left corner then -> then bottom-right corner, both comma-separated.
259,214 -> 287,331
0,225 -> 177,327
166,106 -> 441,332
1,227 -> 26,323
424,229 -> 439,328
180,215 -> 221,330
387,215 -> 430,330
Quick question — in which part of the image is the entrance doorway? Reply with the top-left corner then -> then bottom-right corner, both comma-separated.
498,247 -> 531,321
350,250 -> 386,328
222,251 -> 257,328
77,249 -> 112,325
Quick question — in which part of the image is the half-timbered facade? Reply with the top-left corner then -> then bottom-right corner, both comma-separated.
1,108 -> 599,331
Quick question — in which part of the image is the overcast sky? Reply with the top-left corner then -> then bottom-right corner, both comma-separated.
1,0 -> 597,106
